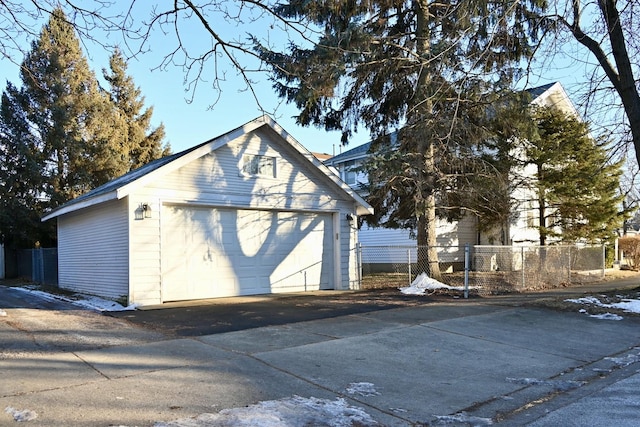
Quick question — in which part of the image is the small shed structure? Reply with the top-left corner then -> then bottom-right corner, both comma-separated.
42,116 -> 372,306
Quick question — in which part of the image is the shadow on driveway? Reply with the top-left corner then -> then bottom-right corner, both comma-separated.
108,275 -> 640,337
108,289 -> 443,337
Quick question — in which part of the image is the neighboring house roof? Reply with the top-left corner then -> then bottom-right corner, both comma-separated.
527,81 -> 578,116
42,115 -> 373,221
326,142 -> 373,165
311,152 -> 333,161
325,82 -> 576,165
526,82 -> 556,99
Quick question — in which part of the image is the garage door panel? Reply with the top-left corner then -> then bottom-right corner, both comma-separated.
162,206 -> 333,302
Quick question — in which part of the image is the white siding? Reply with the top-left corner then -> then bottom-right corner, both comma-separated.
359,214 -> 478,247
57,198 -> 128,299
126,127 -> 358,304
128,196 -> 162,305
148,129 -> 349,212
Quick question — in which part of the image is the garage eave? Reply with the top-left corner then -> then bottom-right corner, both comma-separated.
41,191 -> 118,222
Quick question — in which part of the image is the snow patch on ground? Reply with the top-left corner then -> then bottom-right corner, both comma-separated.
153,395 -> 380,427
5,406 -> 38,422
8,286 -> 138,312
345,382 -> 380,397
399,272 -> 467,295
605,349 -> 640,368
0,308 -> 6,316
589,312 -> 623,321
566,295 -> 640,320
432,412 -> 493,426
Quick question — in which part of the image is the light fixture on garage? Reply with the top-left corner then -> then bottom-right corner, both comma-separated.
346,213 -> 353,222
142,203 -> 152,218
135,205 -> 144,221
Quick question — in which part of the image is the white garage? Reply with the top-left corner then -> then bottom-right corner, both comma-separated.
42,116 -> 372,307
161,206 -> 334,301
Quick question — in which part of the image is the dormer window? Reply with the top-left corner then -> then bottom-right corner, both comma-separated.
241,154 -> 276,178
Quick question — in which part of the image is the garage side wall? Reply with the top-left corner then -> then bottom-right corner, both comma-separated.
57,198 -> 129,299
127,195 -> 162,305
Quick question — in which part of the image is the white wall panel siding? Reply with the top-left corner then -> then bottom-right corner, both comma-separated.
57,198 -> 128,299
55,123 -> 364,306
161,206 -> 334,301
128,196 -> 162,305
359,214 -> 478,248
148,129 -> 347,212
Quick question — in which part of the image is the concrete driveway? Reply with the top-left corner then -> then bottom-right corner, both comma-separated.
2,280 -> 640,426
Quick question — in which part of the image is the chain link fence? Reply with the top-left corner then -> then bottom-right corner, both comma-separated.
359,244 -> 606,295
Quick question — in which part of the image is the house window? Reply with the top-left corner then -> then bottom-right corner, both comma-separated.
241,154 -> 276,178
526,201 -> 537,228
342,160 -> 362,185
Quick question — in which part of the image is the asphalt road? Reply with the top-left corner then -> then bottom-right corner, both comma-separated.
3,279 -> 640,426
0,284 -> 77,310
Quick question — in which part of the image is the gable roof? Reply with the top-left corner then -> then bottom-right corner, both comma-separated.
324,82 -> 577,165
527,81 -> 578,116
42,115 -> 373,221
526,82 -> 556,99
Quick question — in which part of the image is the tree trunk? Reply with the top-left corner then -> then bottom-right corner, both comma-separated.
412,0 -> 441,281
416,194 -> 442,281
538,196 -> 546,246
566,0 -> 640,169
537,164 -> 547,246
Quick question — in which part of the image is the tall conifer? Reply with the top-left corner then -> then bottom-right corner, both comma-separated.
103,49 -> 169,170
525,107 -> 625,244
257,0 -> 547,278
19,8 -> 125,206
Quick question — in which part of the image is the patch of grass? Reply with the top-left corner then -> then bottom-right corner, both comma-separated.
532,287 -> 640,317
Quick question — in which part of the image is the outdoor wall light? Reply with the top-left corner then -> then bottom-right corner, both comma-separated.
142,203 -> 152,218
135,203 -> 152,220
346,213 -> 353,222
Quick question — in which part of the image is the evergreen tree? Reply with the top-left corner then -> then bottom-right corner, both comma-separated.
524,107 -> 625,244
0,83 -> 55,247
103,49 -> 169,170
0,8 -> 166,248
18,7 -> 126,206
257,0 -> 546,279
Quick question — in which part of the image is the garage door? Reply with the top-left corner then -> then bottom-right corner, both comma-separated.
161,205 -> 334,302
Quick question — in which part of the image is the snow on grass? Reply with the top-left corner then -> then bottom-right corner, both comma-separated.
0,309 -> 6,317
5,406 -> 38,422
8,286 -> 138,312
399,272 -> 466,295
566,295 -> 640,320
153,395 -> 380,427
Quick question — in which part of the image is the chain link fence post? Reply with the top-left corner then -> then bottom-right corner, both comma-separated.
464,243 -> 470,299
407,248 -> 412,285
602,244 -> 606,279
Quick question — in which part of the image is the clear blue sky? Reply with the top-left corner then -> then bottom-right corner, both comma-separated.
0,4 -> 373,157
0,4 -> 587,159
